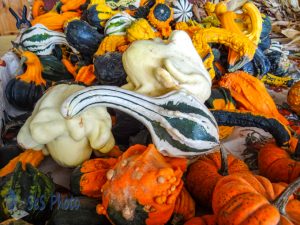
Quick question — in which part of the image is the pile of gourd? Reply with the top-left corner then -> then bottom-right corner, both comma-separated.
0,0 -> 300,224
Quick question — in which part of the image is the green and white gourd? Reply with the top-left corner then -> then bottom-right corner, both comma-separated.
172,0 -> 193,22
104,12 -> 135,36
18,24 -> 78,56
61,86 -> 220,157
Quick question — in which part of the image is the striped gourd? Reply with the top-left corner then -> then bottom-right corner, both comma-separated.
19,24 -> 77,56
172,0 -> 193,22
104,12 -> 135,36
61,86 -> 220,157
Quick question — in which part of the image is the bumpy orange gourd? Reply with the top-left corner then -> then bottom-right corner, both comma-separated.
31,11 -> 81,31
172,187 -> 195,223
186,149 -> 249,208
184,215 -> 216,225
212,172 -> 300,225
258,141 -> 300,184
0,149 -> 44,177
70,157 -> 118,198
219,71 -> 289,125
98,144 -> 187,225
287,81 -> 300,115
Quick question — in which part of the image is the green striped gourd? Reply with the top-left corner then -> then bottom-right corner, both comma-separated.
104,12 -> 135,36
19,24 -> 77,56
61,86 -> 220,157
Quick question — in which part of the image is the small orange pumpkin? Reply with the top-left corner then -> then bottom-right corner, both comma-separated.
212,172 -> 300,225
97,144 -> 187,225
258,141 -> 300,184
32,0 -> 46,18
287,80 -> 300,115
186,148 -> 249,208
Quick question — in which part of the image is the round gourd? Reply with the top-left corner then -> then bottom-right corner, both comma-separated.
5,51 -> 47,111
65,19 -> 104,56
287,80 -> 300,115
0,163 -> 55,223
153,3 -> 171,21
105,12 -> 135,36
172,0 -> 193,22
94,52 -> 127,86
266,50 -> 290,77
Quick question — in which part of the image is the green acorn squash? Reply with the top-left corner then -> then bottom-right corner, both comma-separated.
0,163 -> 55,224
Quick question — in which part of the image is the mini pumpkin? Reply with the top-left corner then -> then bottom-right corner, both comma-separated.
258,141 -> 300,184
5,51 -> 47,111
97,144 -> 187,225
32,0 -> 46,18
287,80 -> 300,115
186,148 -> 249,208
219,71 -> 289,125
148,0 -> 173,37
212,172 -> 300,225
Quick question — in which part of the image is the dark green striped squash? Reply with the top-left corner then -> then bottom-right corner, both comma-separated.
61,86 -> 220,158
0,162 -> 55,224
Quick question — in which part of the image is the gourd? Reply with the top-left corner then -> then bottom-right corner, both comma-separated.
172,0 -> 193,22
192,27 -> 256,78
17,84 -> 115,167
148,0 -> 173,37
5,51 -> 47,111
95,35 -> 128,56
48,197 -> 111,225
70,158 -> 117,197
61,86 -> 219,157
122,30 -> 212,103
31,11 -> 80,31
94,52 -> 127,86
211,110 -> 292,149
212,172 -> 300,225
60,0 -> 87,12
205,87 -> 236,139
0,149 -> 44,178
287,81 -> 300,115
258,141 -> 300,184
259,15 -> 272,51
266,50 -> 290,77
105,0 -> 140,9
32,0 -> 46,18
105,12 -> 135,36
251,47 -> 271,76
0,219 -> 33,225
96,144 -> 187,225
186,148 -> 249,208
65,19 -> 104,56
219,71 -> 288,125
0,162 -> 55,223
86,0 -> 119,29
39,55 -> 73,81
18,24 -> 77,56
184,215 -> 216,225
126,18 -> 156,42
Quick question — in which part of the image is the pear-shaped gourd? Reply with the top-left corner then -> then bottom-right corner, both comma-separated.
61,86 -> 219,157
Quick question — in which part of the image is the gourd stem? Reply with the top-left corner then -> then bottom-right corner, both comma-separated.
218,145 -> 228,176
273,176 -> 300,214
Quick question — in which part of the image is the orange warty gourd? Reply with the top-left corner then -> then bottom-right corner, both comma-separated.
186,148 -> 249,208
219,71 -> 289,125
258,141 -> 300,184
97,144 -> 187,225
212,172 -> 300,225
